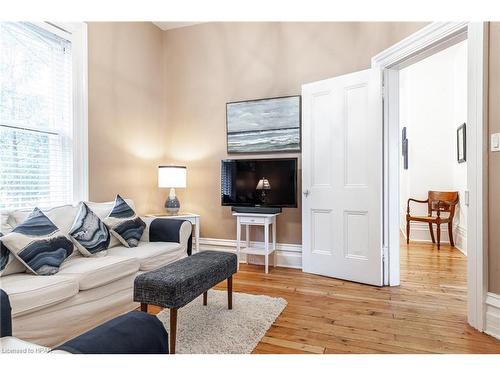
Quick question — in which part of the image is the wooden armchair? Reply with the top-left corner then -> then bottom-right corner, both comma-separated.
406,191 -> 459,250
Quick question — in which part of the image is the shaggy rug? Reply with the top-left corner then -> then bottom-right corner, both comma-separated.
156,290 -> 287,354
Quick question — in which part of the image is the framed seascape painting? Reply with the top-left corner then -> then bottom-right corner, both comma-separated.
226,95 -> 301,153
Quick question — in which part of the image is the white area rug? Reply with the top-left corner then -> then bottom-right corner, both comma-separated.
156,290 -> 287,354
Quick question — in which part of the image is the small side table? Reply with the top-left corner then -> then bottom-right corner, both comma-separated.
146,213 -> 200,253
233,212 -> 280,274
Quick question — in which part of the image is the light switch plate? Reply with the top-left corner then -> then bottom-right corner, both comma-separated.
491,133 -> 500,152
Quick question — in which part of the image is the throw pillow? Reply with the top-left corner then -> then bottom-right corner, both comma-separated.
0,232 -> 27,276
1,208 -> 74,275
69,202 -> 111,256
104,195 -> 145,248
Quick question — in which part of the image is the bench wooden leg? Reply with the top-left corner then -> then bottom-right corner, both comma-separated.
140,303 -> 148,313
169,308 -> 177,354
228,276 -> 233,310
203,291 -> 207,306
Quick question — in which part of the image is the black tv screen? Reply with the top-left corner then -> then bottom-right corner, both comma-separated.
221,158 -> 297,208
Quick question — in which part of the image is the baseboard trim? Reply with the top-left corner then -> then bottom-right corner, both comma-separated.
400,221 -> 467,255
485,293 -> 500,340
198,237 -> 302,269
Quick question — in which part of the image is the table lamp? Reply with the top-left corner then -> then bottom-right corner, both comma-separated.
158,166 -> 187,214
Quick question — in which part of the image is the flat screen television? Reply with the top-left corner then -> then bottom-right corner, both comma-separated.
221,158 -> 297,209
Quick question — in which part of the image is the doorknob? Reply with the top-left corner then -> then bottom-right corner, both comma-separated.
303,190 -> 310,197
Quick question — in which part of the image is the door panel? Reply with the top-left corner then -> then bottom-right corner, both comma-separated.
344,210 -> 369,260
311,209 -> 334,255
311,93 -> 334,187
345,84 -> 369,186
302,68 -> 383,286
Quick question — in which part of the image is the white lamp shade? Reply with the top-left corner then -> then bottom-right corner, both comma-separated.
158,166 -> 187,188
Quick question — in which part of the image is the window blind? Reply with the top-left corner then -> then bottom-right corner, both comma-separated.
0,22 -> 73,210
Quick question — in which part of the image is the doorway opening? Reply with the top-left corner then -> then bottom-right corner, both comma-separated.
373,22 -> 488,331
399,39 -> 468,298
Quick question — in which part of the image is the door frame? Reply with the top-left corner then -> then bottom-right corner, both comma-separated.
371,22 -> 489,332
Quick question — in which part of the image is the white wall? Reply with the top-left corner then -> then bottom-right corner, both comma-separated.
399,40 -> 467,253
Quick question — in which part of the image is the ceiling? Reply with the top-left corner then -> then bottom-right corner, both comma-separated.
152,22 -> 202,31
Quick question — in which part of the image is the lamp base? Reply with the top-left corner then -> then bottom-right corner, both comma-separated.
165,196 -> 180,214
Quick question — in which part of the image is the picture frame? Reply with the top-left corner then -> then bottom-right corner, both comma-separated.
403,138 -> 408,170
226,95 -> 301,154
402,126 -> 407,156
402,126 -> 408,169
457,123 -> 466,163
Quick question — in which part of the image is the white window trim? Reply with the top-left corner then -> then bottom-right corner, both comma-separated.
30,21 -> 89,204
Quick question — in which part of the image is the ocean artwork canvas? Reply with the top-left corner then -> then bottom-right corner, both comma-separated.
226,96 -> 301,153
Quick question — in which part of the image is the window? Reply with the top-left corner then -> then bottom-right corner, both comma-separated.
0,22 -> 87,210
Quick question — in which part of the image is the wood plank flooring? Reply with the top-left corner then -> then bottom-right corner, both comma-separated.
150,241 -> 500,353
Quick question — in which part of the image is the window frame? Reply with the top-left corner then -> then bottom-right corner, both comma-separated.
28,21 -> 89,205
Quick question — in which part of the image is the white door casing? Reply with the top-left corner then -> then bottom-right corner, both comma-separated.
302,68 -> 383,286
371,22 -> 489,332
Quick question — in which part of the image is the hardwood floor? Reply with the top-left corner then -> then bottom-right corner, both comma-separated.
150,241 -> 500,353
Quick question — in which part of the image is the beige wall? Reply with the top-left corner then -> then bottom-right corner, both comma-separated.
488,23 -> 500,294
162,22 -> 427,244
87,22 -> 167,215
86,21 -> 500,292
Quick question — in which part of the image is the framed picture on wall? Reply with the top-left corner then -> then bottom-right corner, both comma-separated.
457,123 -> 466,163
403,138 -> 409,170
402,126 -> 407,156
402,126 -> 408,169
226,95 -> 301,154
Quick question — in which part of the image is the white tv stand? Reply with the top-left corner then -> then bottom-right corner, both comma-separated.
233,212 -> 280,274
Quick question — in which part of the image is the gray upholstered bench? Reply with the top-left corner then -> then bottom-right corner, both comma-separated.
133,251 -> 238,353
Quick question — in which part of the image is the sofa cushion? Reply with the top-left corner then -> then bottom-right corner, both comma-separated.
0,232 -> 26,277
104,195 -> 145,248
1,212 -> 13,234
86,198 -> 136,249
1,273 -> 79,317
8,204 -> 79,235
107,241 -> 184,271
2,208 -> 74,275
85,198 -> 135,220
69,202 -> 111,257
57,254 -> 139,290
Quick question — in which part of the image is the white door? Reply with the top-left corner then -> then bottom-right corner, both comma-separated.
302,68 -> 383,286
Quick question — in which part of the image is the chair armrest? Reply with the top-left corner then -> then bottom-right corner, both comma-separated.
52,311 -> 168,354
407,198 -> 429,215
1,289 -> 12,338
141,217 -> 193,256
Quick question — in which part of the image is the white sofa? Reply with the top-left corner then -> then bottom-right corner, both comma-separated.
0,199 -> 192,348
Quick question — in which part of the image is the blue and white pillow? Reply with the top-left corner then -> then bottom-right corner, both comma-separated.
0,232 -> 27,276
104,195 -> 145,248
69,202 -> 111,256
1,208 -> 74,275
